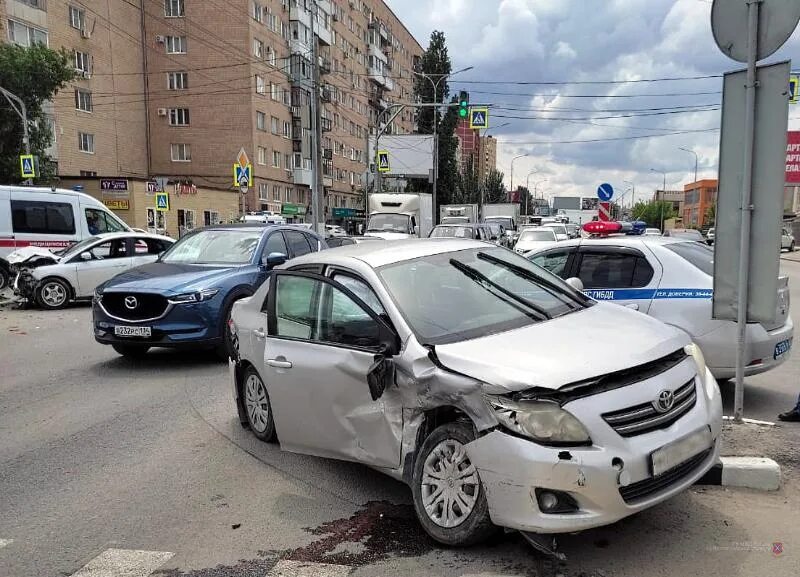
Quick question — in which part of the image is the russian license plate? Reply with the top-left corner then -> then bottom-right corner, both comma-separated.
774,339 -> 792,360
114,325 -> 152,338
650,427 -> 712,477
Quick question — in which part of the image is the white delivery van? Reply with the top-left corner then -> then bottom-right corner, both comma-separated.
0,186 -> 131,290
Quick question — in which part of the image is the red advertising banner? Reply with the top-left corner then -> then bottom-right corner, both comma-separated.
786,131 -> 800,183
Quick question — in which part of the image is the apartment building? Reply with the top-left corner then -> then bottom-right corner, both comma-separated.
455,118 -> 497,183
2,0 -> 422,229
682,179 -> 718,229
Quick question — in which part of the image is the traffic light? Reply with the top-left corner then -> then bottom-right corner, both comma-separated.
458,91 -> 469,118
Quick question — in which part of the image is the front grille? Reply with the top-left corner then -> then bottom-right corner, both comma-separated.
602,379 -> 697,437
101,293 -> 169,321
619,448 -> 712,504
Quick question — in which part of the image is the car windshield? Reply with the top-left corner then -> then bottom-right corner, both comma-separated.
664,241 -> 714,276
378,247 -> 587,344
669,229 -> 704,241
543,224 -> 567,235
160,229 -> 262,265
485,217 -> 513,230
441,216 -> 469,224
518,229 -> 556,242
430,226 -> 472,238
60,237 -> 103,260
367,213 -> 411,234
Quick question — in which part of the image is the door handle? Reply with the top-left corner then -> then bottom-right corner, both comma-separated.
254,328 -> 266,339
266,358 -> 292,369
625,303 -> 640,311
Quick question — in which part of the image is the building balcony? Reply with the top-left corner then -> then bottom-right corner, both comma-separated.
368,43 -> 387,65
293,168 -> 314,187
323,176 -> 334,188
316,24 -> 331,47
289,4 -> 311,28
289,37 -> 311,57
368,68 -> 394,91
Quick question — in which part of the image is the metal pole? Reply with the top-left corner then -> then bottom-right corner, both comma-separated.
733,0 -> 761,422
431,76 -> 440,226
661,173 -> 666,231
310,1 -> 324,235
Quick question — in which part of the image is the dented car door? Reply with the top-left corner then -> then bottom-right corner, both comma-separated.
262,270 -> 403,468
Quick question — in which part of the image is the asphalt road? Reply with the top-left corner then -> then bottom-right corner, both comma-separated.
0,262 -> 798,577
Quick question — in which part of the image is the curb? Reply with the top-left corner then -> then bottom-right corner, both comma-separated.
697,456 -> 781,491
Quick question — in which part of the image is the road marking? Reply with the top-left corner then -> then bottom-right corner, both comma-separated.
268,560 -> 352,577
0,539 -> 12,549
69,548 -> 173,577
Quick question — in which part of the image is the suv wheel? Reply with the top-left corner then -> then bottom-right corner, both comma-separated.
411,422 -> 497,546
243,366 -> 276,442
37,278 -> 71,310
112,344 -> 150,358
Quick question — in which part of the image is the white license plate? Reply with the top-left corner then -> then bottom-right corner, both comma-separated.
650,427 -> 712,477
114,325 -> 152,338
774,339 -> 792,359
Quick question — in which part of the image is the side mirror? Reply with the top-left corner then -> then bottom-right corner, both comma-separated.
565,277 -> 584,291
80,252 -> 92,261
264,252 -> 288,270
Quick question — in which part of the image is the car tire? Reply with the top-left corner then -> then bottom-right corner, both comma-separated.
216,295 -> 246,361
411,421 -> 498,547
242,366 -> 276,442
36,278 -> 71,310
0,266 -> 9,291
792,241 -> 796,252
112,344 -> 150,358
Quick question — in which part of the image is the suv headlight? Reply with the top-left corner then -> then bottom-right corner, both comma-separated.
485,395 -> 591,445
168,289 -> 219,304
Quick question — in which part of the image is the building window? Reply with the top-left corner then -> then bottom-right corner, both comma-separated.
256,75 -> 266,94
258,183 -> 268,201
253,38 -> 264,59
177,209 -> 195,232
80,170 -> 97,177
166,35 -> 186,54
69,6 -> 85,30
75,89 -> 92,112
165,0 -> 185,18
267,46 -> 276,66
167,71 -> 188,90
203,210 -> 220,225
171,143 -> 191,162
252,2 -> 264,22
292,153 -> 302,169
273,184 -> 281,201
285,187 -> 291,202
74,51 -> 91,75
272,150 -> 281,168
284,154 -> 290,170
283,121 -> 290,138
78,132 -> 94,153
257,111 -> 266,131
270,116 -> 279,134
7,20 -> 48,46
258,146 -> 267,165
270,83 -> 279,101
168,108 -> 190,126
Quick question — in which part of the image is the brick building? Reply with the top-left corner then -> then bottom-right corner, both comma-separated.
2,0 -> 421,230
682,179 -> 718,229
454,118 -> 496,181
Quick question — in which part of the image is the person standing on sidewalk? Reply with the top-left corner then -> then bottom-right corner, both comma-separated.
779,393 -> 800,422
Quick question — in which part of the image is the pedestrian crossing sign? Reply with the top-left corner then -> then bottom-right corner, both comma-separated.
469,107 -> 489,129
20,154 -> 35,178
790,75 -> 799,104
233,163 -> 253,187
155,192 -> 169,212
377,150 -> 390,173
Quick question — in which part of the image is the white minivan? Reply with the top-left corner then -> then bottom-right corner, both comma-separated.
0,186 -> 131,290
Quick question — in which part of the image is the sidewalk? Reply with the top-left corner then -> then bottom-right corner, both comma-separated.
780,249 -> 800,263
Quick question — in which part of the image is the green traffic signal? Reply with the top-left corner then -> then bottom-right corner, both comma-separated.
459,107 -> 468,117
458,90 -> 469,119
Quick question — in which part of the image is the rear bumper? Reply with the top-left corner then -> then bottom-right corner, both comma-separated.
700,317 -> 794,379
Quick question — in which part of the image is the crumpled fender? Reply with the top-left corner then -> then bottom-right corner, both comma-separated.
7,246 -> 59,266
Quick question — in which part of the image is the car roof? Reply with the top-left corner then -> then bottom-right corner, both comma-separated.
196,223 -> 319,235
288,238 -> 488,268
434,223 -> 486,228
85,232 -> 174,242
534,235 -> 698,250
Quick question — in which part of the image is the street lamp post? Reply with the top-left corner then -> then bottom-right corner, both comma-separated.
510,154 -> 529,201
679,147 -> 699,184
411,66 -> 474,225
650,168 -> 667,231
525,169 -> 537,216
623,179 -> 636,216
0,86 -> 31,185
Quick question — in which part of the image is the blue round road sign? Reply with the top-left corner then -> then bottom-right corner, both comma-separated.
597,183 -> 614,201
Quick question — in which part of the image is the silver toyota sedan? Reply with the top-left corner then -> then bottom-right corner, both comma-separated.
228,239 -> 722,546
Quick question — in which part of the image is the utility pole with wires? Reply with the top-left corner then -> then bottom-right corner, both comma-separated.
0,86 -> 32,184
310,1 -> 324,236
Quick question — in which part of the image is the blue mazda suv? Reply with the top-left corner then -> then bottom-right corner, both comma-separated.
93,224 -> 326,358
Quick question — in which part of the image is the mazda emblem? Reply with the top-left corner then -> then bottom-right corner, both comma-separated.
653,389 -> 675,413
124,296 -> 139,310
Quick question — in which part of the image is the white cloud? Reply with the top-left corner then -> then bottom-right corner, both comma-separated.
554,41 -> 576,60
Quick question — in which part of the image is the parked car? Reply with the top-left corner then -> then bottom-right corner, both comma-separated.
429,223 -> 493,241
326,236 -> 384,248
93,224 -> 326,359
565,223 -> 581,239
663,228 -> 705,242
484,222 -> 509,246
9,232 -> 174,310
230,239 -> 722,546
527,236 -> 793,379
781,227 -> 796,252
644,228 -> 662,236
540,223 -> 569,242
705,227 -> 715,245
0,186 -> 131,291
513,227 -> 558,254
325,224 -> 348,238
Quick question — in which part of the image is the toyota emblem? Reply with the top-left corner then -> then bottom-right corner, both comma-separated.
124,296 -> 139,310
653,389 -> 675,413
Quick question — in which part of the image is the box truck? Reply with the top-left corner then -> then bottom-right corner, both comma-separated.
365,193 -> 433,239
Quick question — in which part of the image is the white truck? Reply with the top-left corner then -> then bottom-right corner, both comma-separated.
482,203 -> 521,234
440,204 -> 479,225
365,193 -> 433,239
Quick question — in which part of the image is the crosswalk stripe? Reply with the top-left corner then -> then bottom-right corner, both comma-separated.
0,539 -> 12,550
267,560 -> 352,577
69,548 -> 173,577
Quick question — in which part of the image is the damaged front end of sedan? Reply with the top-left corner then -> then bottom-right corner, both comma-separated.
7,247 -> 60,302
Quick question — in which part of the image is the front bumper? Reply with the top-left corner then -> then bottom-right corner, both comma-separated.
699,317 -> 794,379
465,362 -> 722,534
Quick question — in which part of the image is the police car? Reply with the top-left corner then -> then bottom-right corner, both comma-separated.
527,234 -> 793,379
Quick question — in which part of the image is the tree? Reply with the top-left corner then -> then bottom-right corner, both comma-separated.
483,169 -> 507,204
435,95 -> 460,206
0,43 -> 76,183
455,156 -> 480,204
516,186 -> 534,215
414,31 -> 451,135
632,200 -> 676,229
704,202 -> 716,228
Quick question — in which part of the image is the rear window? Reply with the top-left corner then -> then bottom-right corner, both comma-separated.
664,242 -> 714,276
11,200 -> 76,235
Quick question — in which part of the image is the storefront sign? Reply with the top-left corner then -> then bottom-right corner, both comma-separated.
100,179 -> 129,192
281,203 -> 306,216
786,131 -> 800,183
103,199 -> 130,210
146,180 -> 163,193
174,182 -> 198,195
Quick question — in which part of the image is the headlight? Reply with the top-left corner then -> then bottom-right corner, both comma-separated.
485,395 -> 591,445
168,289 -> 219,304
685,342 -> 707,384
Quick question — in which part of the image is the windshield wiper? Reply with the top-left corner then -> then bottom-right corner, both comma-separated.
476,251 -> 586,308
449,259 -> 551,321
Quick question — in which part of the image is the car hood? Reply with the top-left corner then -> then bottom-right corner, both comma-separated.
364,232 -> 412,240
7,246 -> 60,266
101,261 -> 247,295
515,240 -> 558,251
433,303 -> 690,394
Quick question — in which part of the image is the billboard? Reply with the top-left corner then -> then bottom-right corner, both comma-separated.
551,196 -> 580,210
372,135 -> 435,178
786,131 -> 800,183
581,197 -> 599,211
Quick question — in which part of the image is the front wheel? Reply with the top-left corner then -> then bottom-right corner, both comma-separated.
411,422 -> 498,546
112,344 -> 150,358
242,366 -> 276,442
37,278 -> 71,310
791,241 -> 796,252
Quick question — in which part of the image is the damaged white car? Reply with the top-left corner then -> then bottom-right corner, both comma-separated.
9,232 -> 174,309
229,239 -> 722,548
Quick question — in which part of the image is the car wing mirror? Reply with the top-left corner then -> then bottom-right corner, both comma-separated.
264,252 -> 288,270
565,277 -> 584,291
80,252 -> 93,261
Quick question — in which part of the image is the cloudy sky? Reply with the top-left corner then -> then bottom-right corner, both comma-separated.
387,0 -> 800,203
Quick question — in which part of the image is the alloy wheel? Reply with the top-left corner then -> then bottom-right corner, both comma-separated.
244,373 -> 270,433
420,439 -> 480,528
41,282 -> 67,307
